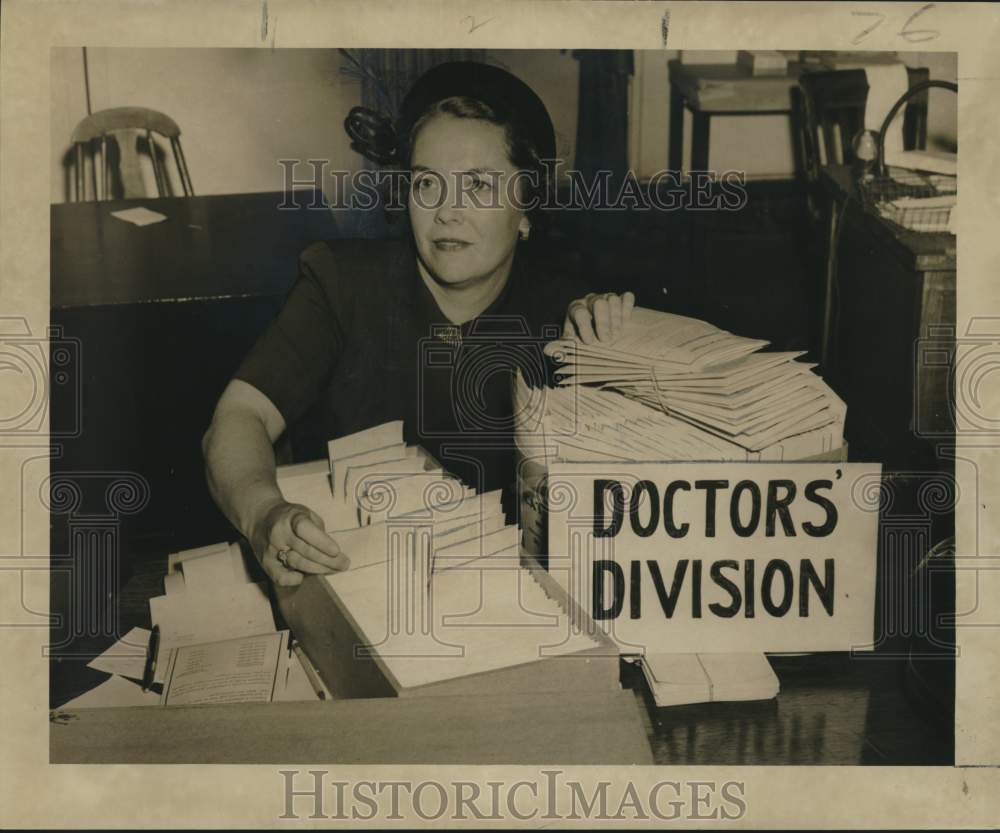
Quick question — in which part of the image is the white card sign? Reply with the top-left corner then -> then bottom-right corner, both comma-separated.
546,462 -> 882,654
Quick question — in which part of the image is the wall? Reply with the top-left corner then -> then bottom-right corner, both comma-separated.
51,48 -> 579,205
488,49 -> 580,168
901,51 -> 958,152
51,48 -> 958,202
51,48 -> 362,203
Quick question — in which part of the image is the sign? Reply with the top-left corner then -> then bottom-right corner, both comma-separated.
546,462 -> 882,654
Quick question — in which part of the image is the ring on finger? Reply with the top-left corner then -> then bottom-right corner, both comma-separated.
276,548 -> 292,568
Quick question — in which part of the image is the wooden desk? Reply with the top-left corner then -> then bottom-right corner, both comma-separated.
51,690 -> 653,765
623,653 -> 951,765
48,192 -> 339,650
818,165 -> 956,467
51,190 -> 337,308
668,60 -> 805,172
50,554 -> 953,766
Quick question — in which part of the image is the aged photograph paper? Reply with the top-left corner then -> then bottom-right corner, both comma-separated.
1,0 -> 999,828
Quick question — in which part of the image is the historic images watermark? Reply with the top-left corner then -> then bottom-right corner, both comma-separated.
278,770 -> 748,822
276,159 -> 750,213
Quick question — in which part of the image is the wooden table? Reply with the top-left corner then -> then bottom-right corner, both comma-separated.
48,192 -> 339,648
51,190 -> 338,307
51,691 -> 653,765
668,60 -> 805,172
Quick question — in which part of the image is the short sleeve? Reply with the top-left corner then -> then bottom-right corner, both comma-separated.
233,244 -> 345,427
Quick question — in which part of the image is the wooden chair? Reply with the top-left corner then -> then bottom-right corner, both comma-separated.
70,107 -> 194,201
795,67 -> 930,185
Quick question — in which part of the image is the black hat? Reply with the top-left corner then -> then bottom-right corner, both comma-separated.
396,61 -> 556,162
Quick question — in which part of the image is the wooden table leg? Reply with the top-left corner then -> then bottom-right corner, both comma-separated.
691,111 -> 711,171
669,84 -> 685,173
820,196 -> 843,368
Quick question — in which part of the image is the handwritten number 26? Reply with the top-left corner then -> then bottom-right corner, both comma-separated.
851,4 -> 939,45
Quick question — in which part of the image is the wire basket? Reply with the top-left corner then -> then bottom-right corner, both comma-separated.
857,79 -> 958,234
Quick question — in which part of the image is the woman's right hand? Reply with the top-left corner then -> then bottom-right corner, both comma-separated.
248,498 -> 350,587
563,291 -> 636,345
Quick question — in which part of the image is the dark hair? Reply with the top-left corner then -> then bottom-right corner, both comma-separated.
395,95 -> 551,236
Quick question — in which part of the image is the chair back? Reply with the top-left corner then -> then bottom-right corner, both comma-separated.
796,67 -> 930,181
69,106 -> 193,201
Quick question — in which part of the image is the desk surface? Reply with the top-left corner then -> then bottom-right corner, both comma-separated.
669,60 -> 805,113
51,690 -> 652,765
51,190 -> 337,308
50,551 -> 953,766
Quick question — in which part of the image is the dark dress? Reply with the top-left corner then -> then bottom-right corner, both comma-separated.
234,237 -> 588,515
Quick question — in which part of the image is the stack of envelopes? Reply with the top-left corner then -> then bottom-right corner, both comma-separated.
276,420 -> 518,577
275,421 -> 608,690
640,653 -> 780,707
542,307 -> 844,453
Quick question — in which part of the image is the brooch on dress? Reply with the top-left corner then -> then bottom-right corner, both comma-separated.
433,325 -> 462,347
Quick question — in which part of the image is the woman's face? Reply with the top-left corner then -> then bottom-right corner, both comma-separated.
408,113 -> 530,290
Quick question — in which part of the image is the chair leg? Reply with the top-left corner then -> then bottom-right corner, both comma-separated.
101,135 -> 108,200
170,138 -> 183,196
174,138 -> 194,196
74,144 -> 83,202
148,129 -> 165,197
89,140 -> 98,202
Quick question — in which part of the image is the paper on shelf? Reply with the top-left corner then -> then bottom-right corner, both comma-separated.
109,206 -> 168,227
884,149 -> 957,176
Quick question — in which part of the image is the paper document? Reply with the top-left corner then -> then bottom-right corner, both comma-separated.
167,541 -> 230,573
161,631 -> 287,706
884,149 -> 957,177
86,626 -> 151,680
110,206 -> 168,226
149,581 -> 276,683
174,542 -> 252,591
641,652 -> 779,707
328,421 -> 404,487
534,308 -> 845,457
150,581 -> 276,650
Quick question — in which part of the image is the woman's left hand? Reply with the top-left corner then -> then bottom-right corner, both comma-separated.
563,291 -> 636,345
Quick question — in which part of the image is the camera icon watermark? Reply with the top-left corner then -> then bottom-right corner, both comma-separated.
915,316 -> 1000,438
416,316 -> 560,438
0,317 -> 81,438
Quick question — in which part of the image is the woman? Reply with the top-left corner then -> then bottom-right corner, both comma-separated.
203,61 -> 633,587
